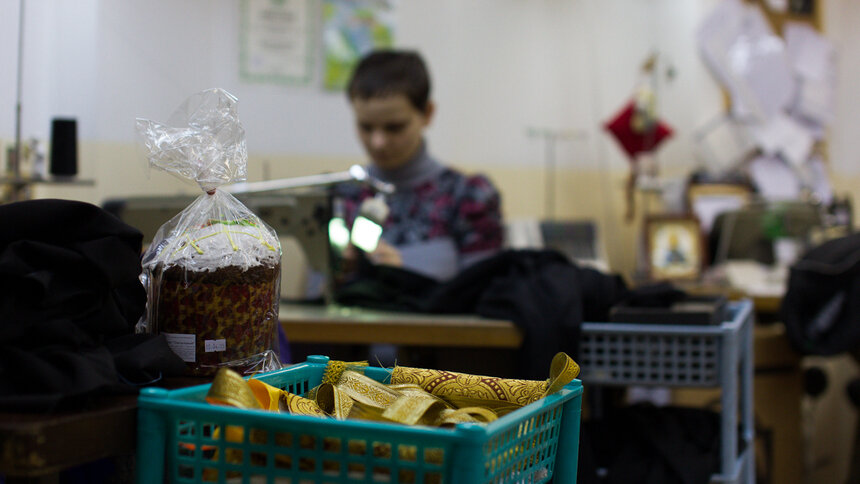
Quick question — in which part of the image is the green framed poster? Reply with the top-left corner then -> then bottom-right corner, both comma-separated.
322,0 -> 394,91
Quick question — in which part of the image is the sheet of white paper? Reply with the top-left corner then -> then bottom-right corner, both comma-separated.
724,260 -> 787,297
697,0 -> 796,121
692,195 -> 748,233
785,23 -> 835,81
803,156 -> 834,205
749,155 -> 802,201
785,23 -> 836,127
504,218 -> 543,249
796,77 -> 835,126
765,0 -> 788,13
792,108 -> 827,140
749,113 -> 814,166
694,114 -> 756,172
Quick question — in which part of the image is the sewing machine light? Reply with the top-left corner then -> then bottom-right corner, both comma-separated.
328,198 -> 350,254
349,193 -> 389,253
350,216 -> 383,253
328,217 -> 350,253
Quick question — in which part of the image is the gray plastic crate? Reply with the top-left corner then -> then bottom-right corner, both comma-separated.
579,299 -> 755,484
580,325 -> 721,386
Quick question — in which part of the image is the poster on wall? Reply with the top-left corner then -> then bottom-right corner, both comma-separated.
240,0 -> 313,86
322,0 -> 394,91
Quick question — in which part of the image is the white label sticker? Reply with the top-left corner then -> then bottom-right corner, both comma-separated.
205,339 -> 227,352
163,333 -> 196,362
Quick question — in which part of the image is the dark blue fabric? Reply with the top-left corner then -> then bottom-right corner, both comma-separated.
277,322 -> 291,364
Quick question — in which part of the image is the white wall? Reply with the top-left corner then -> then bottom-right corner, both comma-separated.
824,0 -> 860,174
1,0 -> 729,174
3,0 -> 857,182
1,1 -> 99,142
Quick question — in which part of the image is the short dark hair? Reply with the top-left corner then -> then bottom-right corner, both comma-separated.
347,50 -> 431,112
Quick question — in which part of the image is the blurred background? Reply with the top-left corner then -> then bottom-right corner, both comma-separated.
2,1 -> 860,482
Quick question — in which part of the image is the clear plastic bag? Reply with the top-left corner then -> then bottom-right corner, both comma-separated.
136,88 -> 282,376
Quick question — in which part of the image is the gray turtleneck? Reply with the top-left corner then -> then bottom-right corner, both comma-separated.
366,142 -> 444,191
366,142 -> 462,281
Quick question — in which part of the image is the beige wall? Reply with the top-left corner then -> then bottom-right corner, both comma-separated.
17,141 -> 682,281
19,139 -> 859,284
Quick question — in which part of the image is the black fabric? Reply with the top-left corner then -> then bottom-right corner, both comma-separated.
335,249 -> 628,379
621,282 -> 686,308
781,232 -> 860,355
577,404 -> 721,484
0,199 -> 185,412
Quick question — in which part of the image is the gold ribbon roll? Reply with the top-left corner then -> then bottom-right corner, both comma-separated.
382,393 -> 448,426
336,370 -> 400,414
545,352 -> 580,396
279,392 -> 328,417
313,383 -> 354,419
207,368 -> 327,417
321,360 -> 369,384
331,371 -> 447,425
204,354 -> 579,428
391,352 -> 579,416
435,407 -> 498,427
206,368 -> 263,409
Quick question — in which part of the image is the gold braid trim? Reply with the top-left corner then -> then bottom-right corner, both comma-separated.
205,353 -> 579,426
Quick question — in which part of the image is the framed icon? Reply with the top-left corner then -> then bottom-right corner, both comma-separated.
645,215 -> 705,281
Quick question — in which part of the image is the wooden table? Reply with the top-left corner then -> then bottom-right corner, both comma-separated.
279,303 -> 523,348
0,396 -> 138,483
0,379 -> 205,483
677,282 -> 783,315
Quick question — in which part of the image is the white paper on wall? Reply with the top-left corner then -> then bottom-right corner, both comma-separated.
764,0 -> 788,12
692,195 -> 748,233
748,113 -> 814,167
802,156 -> 834,205
693,114 -> 756,173
240,0 -> 313,85
784,23 -> 836,127
697,0 -> 796,122
785,23 -> 835,81
749,155 -> 802,201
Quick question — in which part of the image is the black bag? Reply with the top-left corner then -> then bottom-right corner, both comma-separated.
782,232 -> 860,356
0,199 -> 184,412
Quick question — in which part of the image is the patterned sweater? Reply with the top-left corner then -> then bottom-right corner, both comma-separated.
335,143 -> 503,280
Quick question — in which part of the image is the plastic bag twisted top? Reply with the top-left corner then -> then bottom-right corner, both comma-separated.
136,88 -> 247,191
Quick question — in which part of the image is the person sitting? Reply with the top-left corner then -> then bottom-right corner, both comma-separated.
336,49 -> 504,281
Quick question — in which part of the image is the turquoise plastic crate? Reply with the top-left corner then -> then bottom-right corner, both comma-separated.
137,355 -> 583,484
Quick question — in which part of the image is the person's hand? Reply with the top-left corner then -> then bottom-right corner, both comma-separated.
368,239 -> 403,267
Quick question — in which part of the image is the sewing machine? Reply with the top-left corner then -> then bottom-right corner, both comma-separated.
104,166 -> 393,300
